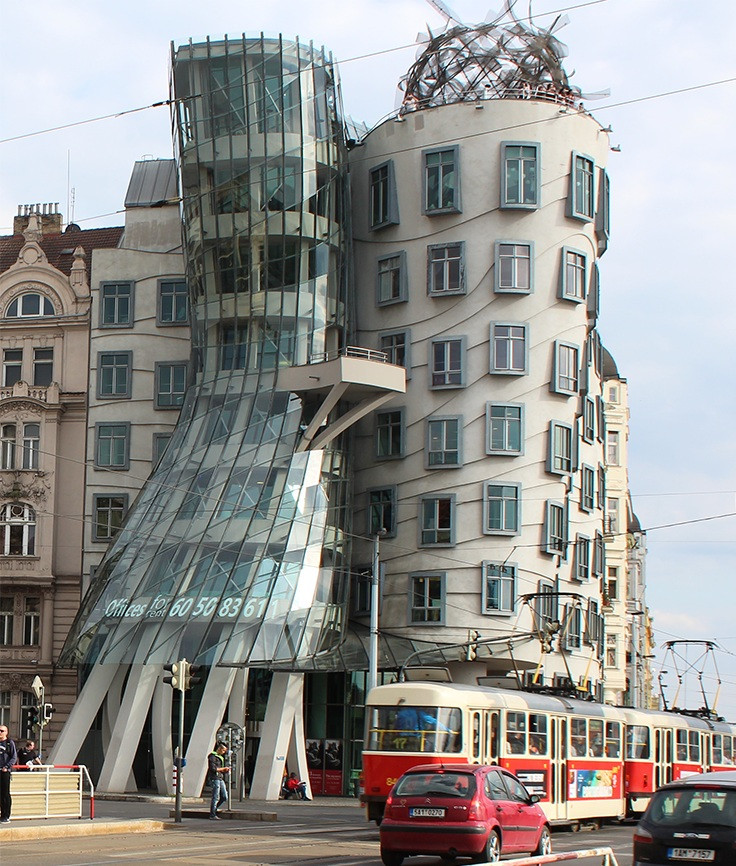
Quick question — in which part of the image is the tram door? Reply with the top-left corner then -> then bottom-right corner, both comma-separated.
654,727 -> 672,788
547,715 -> 567,822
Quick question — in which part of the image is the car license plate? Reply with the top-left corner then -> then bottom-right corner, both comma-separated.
409,807 -> 445,817
668,849 -> 716,862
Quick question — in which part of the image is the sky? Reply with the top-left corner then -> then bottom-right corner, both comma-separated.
2,0 -> 735,719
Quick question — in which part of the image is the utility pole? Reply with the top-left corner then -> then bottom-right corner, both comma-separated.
368,530 -> 386,695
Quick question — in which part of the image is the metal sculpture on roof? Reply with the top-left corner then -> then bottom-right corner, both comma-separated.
400,0 -> 582,111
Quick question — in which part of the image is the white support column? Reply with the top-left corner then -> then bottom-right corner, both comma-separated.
249,672 -> 306,800
151,680 -> 174,794
97,664 -> 161,792
48,663 -> 118,765
181,666 -> 238,797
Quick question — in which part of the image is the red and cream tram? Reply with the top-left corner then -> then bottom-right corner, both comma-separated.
360,681 -> 736,826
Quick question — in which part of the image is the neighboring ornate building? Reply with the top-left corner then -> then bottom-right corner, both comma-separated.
0,208 -> 122,745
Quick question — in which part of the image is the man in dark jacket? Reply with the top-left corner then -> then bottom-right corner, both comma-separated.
207,741 -> 230,819
0,725 -> 17,823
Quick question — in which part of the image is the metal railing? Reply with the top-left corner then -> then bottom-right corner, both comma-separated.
308,346 -> 389,365
10,764 -> 95,820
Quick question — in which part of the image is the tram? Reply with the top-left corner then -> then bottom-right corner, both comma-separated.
360,680 -> 736,826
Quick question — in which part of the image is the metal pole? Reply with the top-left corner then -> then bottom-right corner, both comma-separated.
368,532 -> 381,694
174,685 -> 185,823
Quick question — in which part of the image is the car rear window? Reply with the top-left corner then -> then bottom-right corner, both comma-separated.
394,771 -> 477,799
647,787 -> 736,828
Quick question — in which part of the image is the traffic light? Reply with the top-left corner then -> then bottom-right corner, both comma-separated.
186,665 -> 202,690
163,660 -> 189,691
28,706 -> 40,728
42,703 -> 55,724
466,629 -> 481,661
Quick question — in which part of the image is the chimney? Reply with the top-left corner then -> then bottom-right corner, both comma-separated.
14,203 -> 63,235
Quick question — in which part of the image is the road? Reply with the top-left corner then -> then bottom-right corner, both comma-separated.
3,799 -> 636,865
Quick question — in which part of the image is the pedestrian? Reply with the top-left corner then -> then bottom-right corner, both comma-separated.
207,741 -> 230,819
0,725 -> 17,823
16,740 -> 42,769
283,771 -> 310,800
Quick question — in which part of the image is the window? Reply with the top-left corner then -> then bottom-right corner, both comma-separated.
490,323 -> 527,374
606,634 -> 617,668
596,168 -> 611,253
593,531 -> 605,576
606,567 -> 619,602
100,281 -> 133,326
33,348 -> 53,386
427,243 -> 464,295
1,425 -> 16,470
95,423 -> 130,469
155,363 -> 188,408
605,497 -> 619,535
553,342 -> 579,394
158,279 -> 189,325
379,331 -> 410,374
93,494 -> 128,541
369,161 -> 398,228
543,501 -> 566,555
501,142 -> 539,208
486,403 -> 523,455
580,465 -> 595,512
152,433 -> 171,468
574,535 -> 591,581
495,242 -> 532,293
565,604 -> 582,649
535,582 -> 557,627
570,152 -> 594,220
608,384 -> 619,404
376,409 -> 404,458
410,573 -> 444,623
589,262 -> 600,319
6,293 -> 54,318
22,424 -> 39,470
368,488 -> 396,536
376,252 -> 407,305
0,597 -> 12,644
3,349 -> 22,386
560,248 -> 587,302
483,482 -> 520,535
23,597 -> 39,645
263,162 -> 299,211
220,322 -> 248,370
483,562 -> 516,614
427,417 -> 461,467
430,338 -> 464,387
606,430 -> 620,465
583,397 -> 595,442
597,464 -> 606,509
0,503 -> 36,556
423,147 -> 460,214
98,352 -> 131,398
420,495 -> 454,545
548,422 -> 574,474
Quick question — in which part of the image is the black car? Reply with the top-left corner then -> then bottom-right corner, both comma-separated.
633,770 -> 736,865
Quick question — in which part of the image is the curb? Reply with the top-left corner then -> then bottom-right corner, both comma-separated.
2,819 -> 168,842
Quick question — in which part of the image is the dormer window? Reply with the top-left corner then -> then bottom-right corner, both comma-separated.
6,294 -> 54,318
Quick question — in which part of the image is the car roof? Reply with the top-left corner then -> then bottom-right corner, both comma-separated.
658,770 -> 736,790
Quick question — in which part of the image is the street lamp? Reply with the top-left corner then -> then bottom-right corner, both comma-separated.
368,529 -> 387,695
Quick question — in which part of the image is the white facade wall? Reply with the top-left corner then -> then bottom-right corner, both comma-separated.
351,100 -> 611,690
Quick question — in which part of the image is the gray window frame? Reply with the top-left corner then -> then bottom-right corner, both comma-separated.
369,160 -> 399,229
97,351 -> 132,400
500,141 -> 540,209
482,481 -> 521,536
543,500 -> 567,556
152,432 -> 172,468
368,486 -> 397,537
494,240 -> 533,293
157,279 -> 189,326
376,251 -> 408,306
427,242 -> 465,296
99,281 -> 134,328
379,329 -> 411,379
419,493 -> 456,546
552,341 -> 580,395
486,402 -> 524,456
409,571 -> 445,624
92,493 -> 129,542
482,561 -> 517,615
580,464 -> 595,513
582,397 -> 595,442
154,361 -> 188,409
426,416 -> 462,468
430,336 -> 466,388
490,322 -> 528,375
569,151 -> 595,221
595,167 -> 611,254
94,422 -> 131,470
574,534 -> 591,581
422,145 -> 461,215
375,407 -> 405,459
560,247 -> 588,303
548,421 -> 575,475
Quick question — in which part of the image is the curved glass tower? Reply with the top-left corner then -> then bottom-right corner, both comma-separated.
61,36 -> 353,670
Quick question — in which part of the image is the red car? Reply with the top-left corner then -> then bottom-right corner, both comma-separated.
379,763 -> 551,865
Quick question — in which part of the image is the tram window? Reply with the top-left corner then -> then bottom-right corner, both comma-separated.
676,730 -> 688,762
529,714 -> 547,755
506,711 -> 526,754
605,722 -> 621,758
724,736 -> 733,765
713,735 -> 723,765
588,719 -> 604,757
367,705 -> 462,753
626,725 -> 650,759
472,712 -> 481,760
688,730 -> 700,763
571,718 -> 587,757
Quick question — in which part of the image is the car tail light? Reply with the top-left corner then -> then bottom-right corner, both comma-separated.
468,795 -> 483,820
633,827 -> 653,845
385,794 -> 395,817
